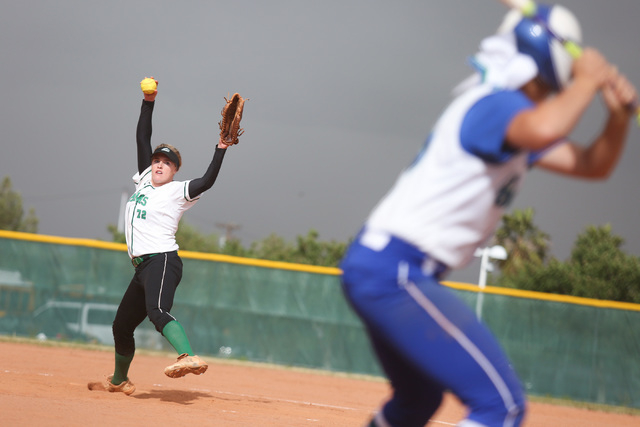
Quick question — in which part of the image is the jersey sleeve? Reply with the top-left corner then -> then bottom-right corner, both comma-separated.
188,146 -> 227,198
460,90 -> 534,163
136,100 -> 155,174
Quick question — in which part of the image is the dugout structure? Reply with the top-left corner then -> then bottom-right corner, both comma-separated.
0,230 -> 639,408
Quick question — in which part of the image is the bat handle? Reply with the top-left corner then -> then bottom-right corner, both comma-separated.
502,0 -> 538,16
520,0 -> 537,16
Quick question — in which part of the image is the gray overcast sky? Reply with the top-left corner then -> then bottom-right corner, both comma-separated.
2,1 -> 640,283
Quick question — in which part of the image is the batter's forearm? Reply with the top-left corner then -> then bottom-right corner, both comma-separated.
583,114 -> 630,179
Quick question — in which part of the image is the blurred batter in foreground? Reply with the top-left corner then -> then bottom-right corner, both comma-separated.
340,4 -> 636,426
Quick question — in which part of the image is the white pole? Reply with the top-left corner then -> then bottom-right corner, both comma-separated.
474,245 -> 508,320
117,191 -> 128,233
478,250 -> 489,289
475,248 -> 489,319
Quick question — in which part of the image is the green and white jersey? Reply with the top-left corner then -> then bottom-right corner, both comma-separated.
125,166 -> 199,258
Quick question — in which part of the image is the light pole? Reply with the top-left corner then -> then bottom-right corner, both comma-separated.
474,245 -> 507,320
117,189 -> 129,234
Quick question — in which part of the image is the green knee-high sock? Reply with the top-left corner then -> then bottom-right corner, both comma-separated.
112,352 -> 134,385
162,320 -> 194,356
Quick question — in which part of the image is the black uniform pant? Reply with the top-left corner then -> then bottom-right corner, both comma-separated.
112,251 -> 182,356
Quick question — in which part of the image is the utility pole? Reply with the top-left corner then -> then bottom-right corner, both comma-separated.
216,222 -> 241,248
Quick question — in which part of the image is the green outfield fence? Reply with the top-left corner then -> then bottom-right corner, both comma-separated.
1,230 -> 639,408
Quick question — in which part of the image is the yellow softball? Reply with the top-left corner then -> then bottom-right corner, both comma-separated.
140,78 -> 157,94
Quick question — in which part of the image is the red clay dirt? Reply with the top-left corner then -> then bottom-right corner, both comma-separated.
1,340 -> 638,426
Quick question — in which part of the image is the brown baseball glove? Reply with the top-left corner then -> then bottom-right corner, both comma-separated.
218,93 -> 247,146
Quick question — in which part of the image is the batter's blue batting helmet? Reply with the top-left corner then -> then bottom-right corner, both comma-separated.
498,3 -> 582,91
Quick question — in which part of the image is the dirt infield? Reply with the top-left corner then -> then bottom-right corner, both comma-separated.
1,340 -> 638,426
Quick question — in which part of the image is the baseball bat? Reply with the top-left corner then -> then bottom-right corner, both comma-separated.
498,0 -> 640,125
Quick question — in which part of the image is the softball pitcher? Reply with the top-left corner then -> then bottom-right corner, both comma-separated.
91,78 -> 236,395
340,4 -> 636,426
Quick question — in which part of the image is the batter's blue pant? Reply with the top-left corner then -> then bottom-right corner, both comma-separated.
340,231 -> 526,427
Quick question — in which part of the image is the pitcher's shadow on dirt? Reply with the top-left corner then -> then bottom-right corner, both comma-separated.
133,389 -> 212,405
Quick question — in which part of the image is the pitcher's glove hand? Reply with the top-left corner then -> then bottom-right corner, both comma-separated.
218,93 -> 247,146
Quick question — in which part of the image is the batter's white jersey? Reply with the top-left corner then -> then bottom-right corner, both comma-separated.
366,84 -> 547,269
125,166 -> 199,258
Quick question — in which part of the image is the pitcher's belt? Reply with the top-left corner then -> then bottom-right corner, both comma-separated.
131,253 -> 160,268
